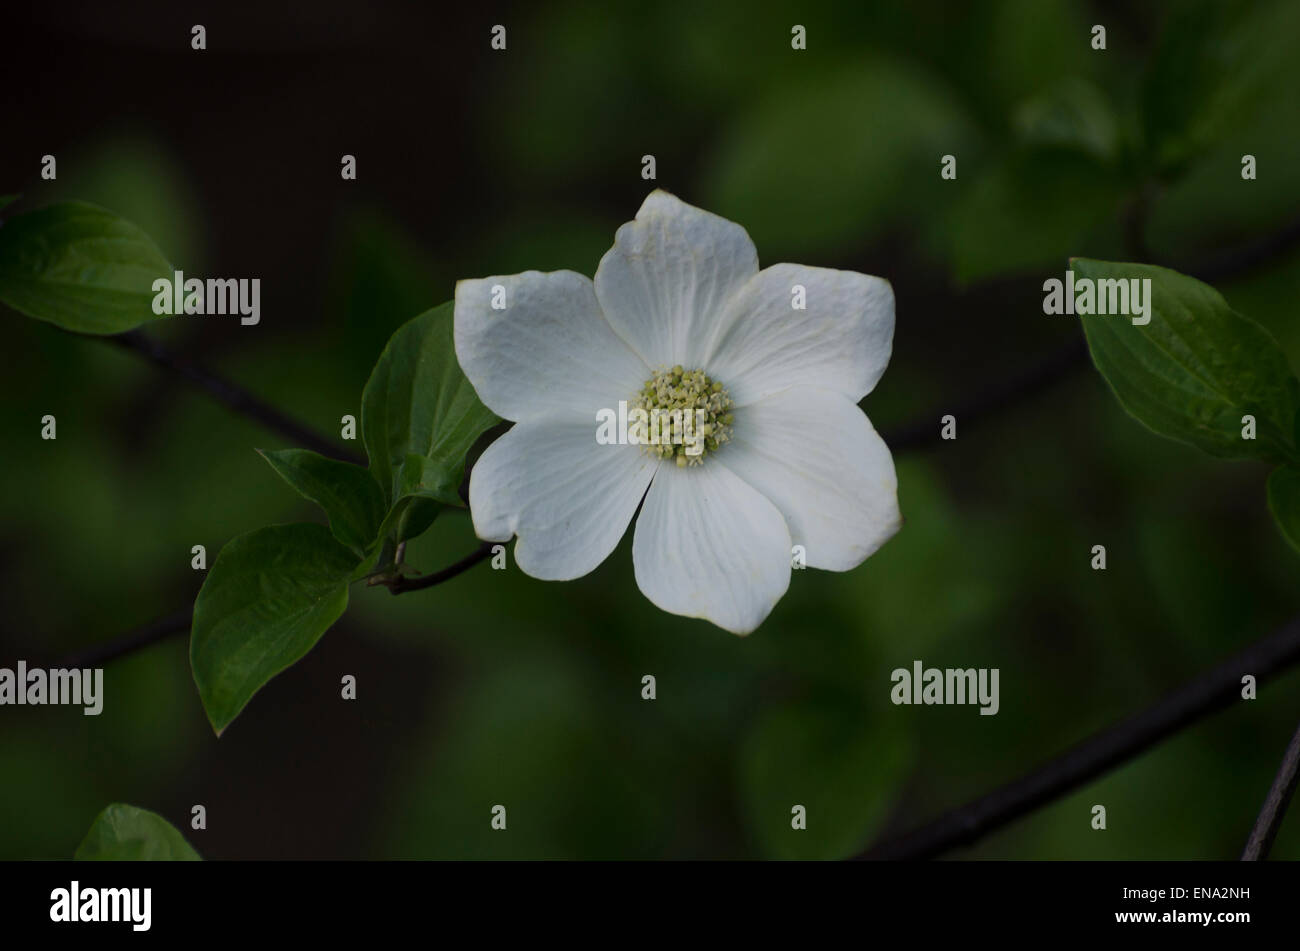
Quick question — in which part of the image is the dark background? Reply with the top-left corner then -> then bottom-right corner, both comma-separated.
3,0 -> 1300,859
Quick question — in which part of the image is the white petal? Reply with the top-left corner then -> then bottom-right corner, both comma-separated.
632,463 -> 791,635
707,264 -> 894,406
721,386 -> 899,572
594,190 -> 759,369
470,419 -> 658,581
455,270 -> 648,423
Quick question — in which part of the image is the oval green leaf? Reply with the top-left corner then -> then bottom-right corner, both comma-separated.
1074,259 -> 1300,464
191,523 -> 359,735
0,201 -> 174,335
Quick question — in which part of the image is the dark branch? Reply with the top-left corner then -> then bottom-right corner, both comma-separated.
381,541 -> 496,594
100,330 -> 363,464
878,335 -> 1088,452
53,544 -> 495,668
54,608 -> 191,669
876,212 -> 1300,453
1241,712 -> 1300,861
857,614 -> 1300,860
1193,216 -> 1300,285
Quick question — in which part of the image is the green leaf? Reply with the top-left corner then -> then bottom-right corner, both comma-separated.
257,449 -> 386,556
1143,0 -> 1300,173
75,804 -> 201,861
0,201 -> 173,334
191,523 -> 359,735
1267,466 -> 1300,554
369,452 -> 478,550
0,194 -> 20,213
376,493 -> 445,545
396,452 -> 467,507
1074,259 -> 1300,463
738,699 -> 913,860
361,300 -> 499,515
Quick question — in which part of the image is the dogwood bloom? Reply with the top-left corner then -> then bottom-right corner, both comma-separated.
454,191 -> 899,634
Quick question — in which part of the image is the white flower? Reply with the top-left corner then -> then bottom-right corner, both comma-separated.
453,190 -> 900,634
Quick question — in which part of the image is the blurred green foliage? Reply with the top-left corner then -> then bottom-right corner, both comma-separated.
4,0 -> 1300,860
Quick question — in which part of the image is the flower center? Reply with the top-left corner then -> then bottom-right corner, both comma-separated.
630,365 -> 734,467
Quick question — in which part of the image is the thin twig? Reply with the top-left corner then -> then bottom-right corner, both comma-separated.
382,541 -> 496,594
1194,216 -> 1300,285
878,335 -> 1088,452
1241,713 -> 1300,860
857,614 -> 1300,860
53,543 -> 495,668
53,609 -> 192,669
100,330 -> 363,464
877,213 -> 1300,452
1121,185 -> 1155,264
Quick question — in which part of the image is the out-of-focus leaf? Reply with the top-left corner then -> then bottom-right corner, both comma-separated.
976,0 -> 1092,115
1013,79 -> 1121,162
1074,259 -> 1300,463
0,194 -> 20,212
75,804 -> 200,861
191,523 -> 359,735
948,149 -> 1126,282
0,202 -> 173,334
1143,0 -> 1300,173
54,137 -> 205,271
704,60 -> 978,258
1145,62 -> 1300,263
738,698 -> 913,860
329,206 -> 442,379
383,662 -> 670,859
1267,466 -> 1300,554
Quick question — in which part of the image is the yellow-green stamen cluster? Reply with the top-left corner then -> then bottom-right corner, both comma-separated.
630,365 -> 734,467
